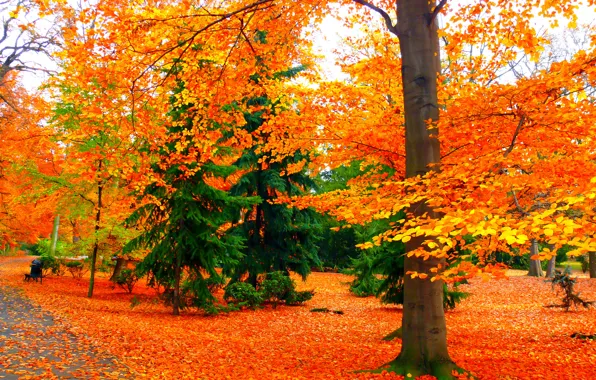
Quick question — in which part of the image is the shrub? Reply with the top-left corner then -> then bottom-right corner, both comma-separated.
64,260 -> 87,279
260,271 -> 294,308
443,284 -> 471,311
224,272 -> 314,310
224,282 -> 263,308
260,271 -> 314,308
114,268 -> 140,293
284,289 -> 314,306
40,254 -> 64,276
546,268 -> 594,311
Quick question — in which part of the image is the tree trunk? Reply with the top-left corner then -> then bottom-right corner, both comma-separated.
50,215 -> 60,256
589,252 -> 596,279
173,248 -> 182,316
545,243 -> 556,278
110,258 -> 126,282
71,219 -> 81,243
527,239 -> 543,277
383,0 -> 463,377
545,256 -> 556,278
173,218 -> 184,316
87,178 -> 103,298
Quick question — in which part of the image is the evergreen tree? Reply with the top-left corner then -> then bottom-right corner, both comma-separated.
226,71 -> 321,285
124,80 -> 259,315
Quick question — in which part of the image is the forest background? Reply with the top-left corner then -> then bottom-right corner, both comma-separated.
1,0 -> 596,378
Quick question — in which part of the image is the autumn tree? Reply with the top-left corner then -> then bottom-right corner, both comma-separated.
124,78 -> 259,315
281,0 -> 595,377
0,0 -> 63,246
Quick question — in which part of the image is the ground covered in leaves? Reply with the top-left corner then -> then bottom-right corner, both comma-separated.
1,256 -> 595,379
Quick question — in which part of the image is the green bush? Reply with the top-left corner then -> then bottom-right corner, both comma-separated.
260,271 -> 314,308
443,284 -> 470,311
224,272 -> 314,309
284,289 -> 314,306
224,282 -> 263,308
114,268 -> 139,293
260,271 -> 294,306
40,254 -> 63,276
32,239 -> 66,257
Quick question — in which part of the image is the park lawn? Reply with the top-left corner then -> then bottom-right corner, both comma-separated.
1,256 -> 596,379
558,261 -> 584,272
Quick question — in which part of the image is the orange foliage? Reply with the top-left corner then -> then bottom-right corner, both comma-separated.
0,73 -> 57,244
2,257 -> 596,379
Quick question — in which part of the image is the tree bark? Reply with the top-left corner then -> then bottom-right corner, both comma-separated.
173,218 -> 184,316
71,219 -> 81,243
87,174 -> 103,298
173,248 -> 182,316
50,215 -> 60,256
545,256 -> 556,278
110,258 -> 126,282
527,239 -> 543,277
384,0 -> 462,377
545,243 -> 556,278
589,252 -> 596,279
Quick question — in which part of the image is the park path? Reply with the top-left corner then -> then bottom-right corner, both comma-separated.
0,256 -> 135,379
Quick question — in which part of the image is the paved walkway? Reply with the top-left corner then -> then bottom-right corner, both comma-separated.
0,257 -> 134,379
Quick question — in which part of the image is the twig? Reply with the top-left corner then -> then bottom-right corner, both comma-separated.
503,114 -> 526,158
511,187 -> 529,216
352,0 -> 398,36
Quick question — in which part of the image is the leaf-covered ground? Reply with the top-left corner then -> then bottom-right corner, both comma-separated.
0,257 -> 135,379
1,256 -> 595,379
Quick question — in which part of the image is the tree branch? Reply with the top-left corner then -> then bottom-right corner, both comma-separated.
427,0 -> 448,26
511,187 -> 529,216
503,114 -> 525,158
352,0 -> 398,36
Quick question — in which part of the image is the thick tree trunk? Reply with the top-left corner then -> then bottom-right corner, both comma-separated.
527,239 -> 543,277
50,215 -> 60,256
589,252 -> 596,279
383,0 -> 462,377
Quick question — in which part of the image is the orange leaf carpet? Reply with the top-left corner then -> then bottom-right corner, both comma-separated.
1,257 -> 595,379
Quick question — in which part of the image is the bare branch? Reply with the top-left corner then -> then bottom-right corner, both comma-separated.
511,187 -> 529,216
441,142 -> 471,159
503,114 -> 526,158
427,0 -> 447,27
352,0 -> 398,36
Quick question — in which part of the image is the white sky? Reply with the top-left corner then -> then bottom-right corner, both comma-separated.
4,1 -> 596,90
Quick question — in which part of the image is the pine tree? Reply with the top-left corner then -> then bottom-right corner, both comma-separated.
226,71 -> 321,285
124,80 -> 259,315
